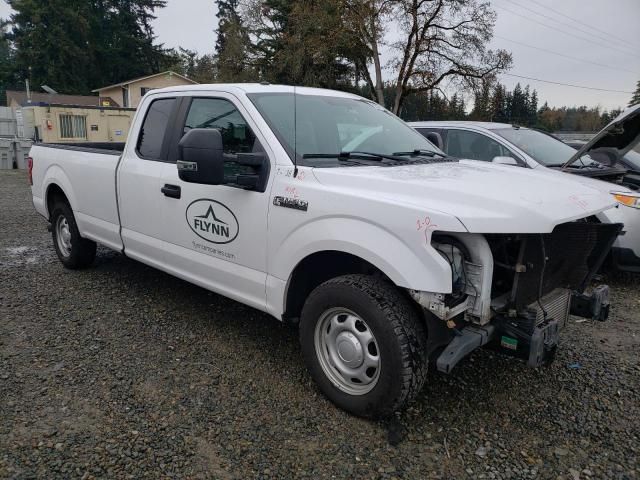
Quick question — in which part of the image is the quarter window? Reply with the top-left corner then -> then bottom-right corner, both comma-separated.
446,129 -> 514,162
59,114 -> 87,139
137,98 -> 177,160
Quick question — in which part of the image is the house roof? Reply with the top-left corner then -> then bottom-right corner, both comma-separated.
6,90 -> 99,107
92,71 -> 198,92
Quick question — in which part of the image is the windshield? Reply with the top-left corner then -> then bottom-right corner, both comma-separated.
494,128 -> 596,167
624,150 -> 640,170
247,92 -> 443,166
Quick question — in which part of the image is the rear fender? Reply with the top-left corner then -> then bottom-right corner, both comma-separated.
42,165 -> 78,218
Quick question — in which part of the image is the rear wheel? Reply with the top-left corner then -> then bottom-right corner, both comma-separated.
51,200 -> 96,269
299,274 -> 428,418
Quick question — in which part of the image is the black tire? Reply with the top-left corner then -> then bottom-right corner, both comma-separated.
50,200 -> 96,269
299,274 -> 428,418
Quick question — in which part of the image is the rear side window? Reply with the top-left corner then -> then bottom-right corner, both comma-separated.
445,129 -> 513,162
137,98 -> 176,160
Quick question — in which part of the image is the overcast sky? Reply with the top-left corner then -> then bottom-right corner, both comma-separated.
1,0 -> 638,111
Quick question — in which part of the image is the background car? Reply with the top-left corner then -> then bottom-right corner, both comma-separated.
408,119 -> 640,273
564,139 -> 640,190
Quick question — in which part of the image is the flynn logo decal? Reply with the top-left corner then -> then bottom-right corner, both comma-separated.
186,199 -> 239,244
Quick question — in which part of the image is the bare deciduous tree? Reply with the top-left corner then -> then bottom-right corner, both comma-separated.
347,0 -> 512,114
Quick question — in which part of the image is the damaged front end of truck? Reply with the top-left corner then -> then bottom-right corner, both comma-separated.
410,219 -> 623,373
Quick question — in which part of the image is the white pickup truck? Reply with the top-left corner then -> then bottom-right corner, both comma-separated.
29,84 -> 622,418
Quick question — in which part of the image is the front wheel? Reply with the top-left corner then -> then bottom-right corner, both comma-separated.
51,200 -> 96,269
299,274 -> 428,418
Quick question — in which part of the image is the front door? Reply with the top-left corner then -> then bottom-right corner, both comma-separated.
161,94 -> 272,311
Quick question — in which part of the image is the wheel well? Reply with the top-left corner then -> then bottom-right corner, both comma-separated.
46,184 -> 69,219
283,251 -> 392,322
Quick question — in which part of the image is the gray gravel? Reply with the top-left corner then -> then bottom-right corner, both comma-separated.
1,169 -> 639,479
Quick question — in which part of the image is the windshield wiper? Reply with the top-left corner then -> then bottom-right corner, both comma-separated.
302,151 -> 407,162
392,149 -> 446,158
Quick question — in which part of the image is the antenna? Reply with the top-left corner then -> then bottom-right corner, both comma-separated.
293,85 -> 298,178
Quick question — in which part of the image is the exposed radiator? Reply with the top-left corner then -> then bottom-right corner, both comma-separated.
527,288 -> 571,326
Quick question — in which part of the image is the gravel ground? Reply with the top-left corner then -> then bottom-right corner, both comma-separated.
1,169 -> 639,479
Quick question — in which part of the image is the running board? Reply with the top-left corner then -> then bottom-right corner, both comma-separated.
436,325 -> 495,374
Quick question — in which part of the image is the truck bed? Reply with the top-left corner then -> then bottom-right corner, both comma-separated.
39,142 -> 125,155
30,142 -> 124,252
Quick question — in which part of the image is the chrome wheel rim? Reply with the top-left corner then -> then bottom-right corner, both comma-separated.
314,308 -> 381,395
55,215 -> 72,257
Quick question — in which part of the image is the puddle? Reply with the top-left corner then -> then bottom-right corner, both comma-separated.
1,245 -> 55,267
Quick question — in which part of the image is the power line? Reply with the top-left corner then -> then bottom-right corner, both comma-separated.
501,73 -> 633,94
492,3 -> 638,59
502,0 -> 638,56
526,0 -> 639,49
494,35 -> 638,75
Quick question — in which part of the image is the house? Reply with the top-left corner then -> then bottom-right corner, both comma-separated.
92,71 -> 198,108
6,90 -> 100,109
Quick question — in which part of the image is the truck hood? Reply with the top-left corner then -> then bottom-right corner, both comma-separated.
563,103 -> 640,168
312,160 -> 617,233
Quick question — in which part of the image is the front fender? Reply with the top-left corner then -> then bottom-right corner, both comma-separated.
270,216 -> 454,293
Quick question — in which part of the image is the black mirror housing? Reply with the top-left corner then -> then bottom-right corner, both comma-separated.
178,128 -> 224,184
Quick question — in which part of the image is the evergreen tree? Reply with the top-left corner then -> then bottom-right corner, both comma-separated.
215,0 -> 255,82
529,89 -> 538,126
0,19 -> 15,105
470,80 -> 492,121
252,0 -> 358,87
215,0 -> 241,55
629,80 -> 640,107
510,83 -> 526,125
7,0 -> 170,94
490,84 -> 507,122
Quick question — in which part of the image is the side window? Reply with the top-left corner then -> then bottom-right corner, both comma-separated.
446,129 -> 514,162
184,98 -> 258,154
183,98 -> 262,177
137,98 -> 176,160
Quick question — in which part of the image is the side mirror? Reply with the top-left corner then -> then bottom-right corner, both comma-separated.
177,128 -> 224,184
492,156 -> 518,166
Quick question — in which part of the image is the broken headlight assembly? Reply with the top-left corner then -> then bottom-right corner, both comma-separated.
433,237 -> 470,306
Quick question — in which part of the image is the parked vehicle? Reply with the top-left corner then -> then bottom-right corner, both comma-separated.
564,139 -> 640,190
410,109 -> 640,273
30,84 -> 621,417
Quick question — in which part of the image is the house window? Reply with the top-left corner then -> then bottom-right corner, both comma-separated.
140,87 -> 152,97
59,114 -> 87,139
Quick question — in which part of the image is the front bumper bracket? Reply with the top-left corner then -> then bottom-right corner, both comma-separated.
570,285 -> 610,321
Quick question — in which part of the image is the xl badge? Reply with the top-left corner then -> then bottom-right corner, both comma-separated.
186,199 -> 239,244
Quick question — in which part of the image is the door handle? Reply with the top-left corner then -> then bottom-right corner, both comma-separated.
161,184 -> 181,199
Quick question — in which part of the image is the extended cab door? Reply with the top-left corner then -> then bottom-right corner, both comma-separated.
160,94 -> 272,311
118,96 -> 178,266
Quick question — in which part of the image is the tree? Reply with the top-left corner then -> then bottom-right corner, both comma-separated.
215,0 -> 255,81
347,0 -> 512,113
7,0 -> 170,94
0,19 -> 16,104
469,79 -> 493,121
168,47 -> 217,83
629,80 -> 640,107
245,0 -> 293,81
528,89 -> 538,126
245,0 -> 361,87
490,83 -> 507,122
